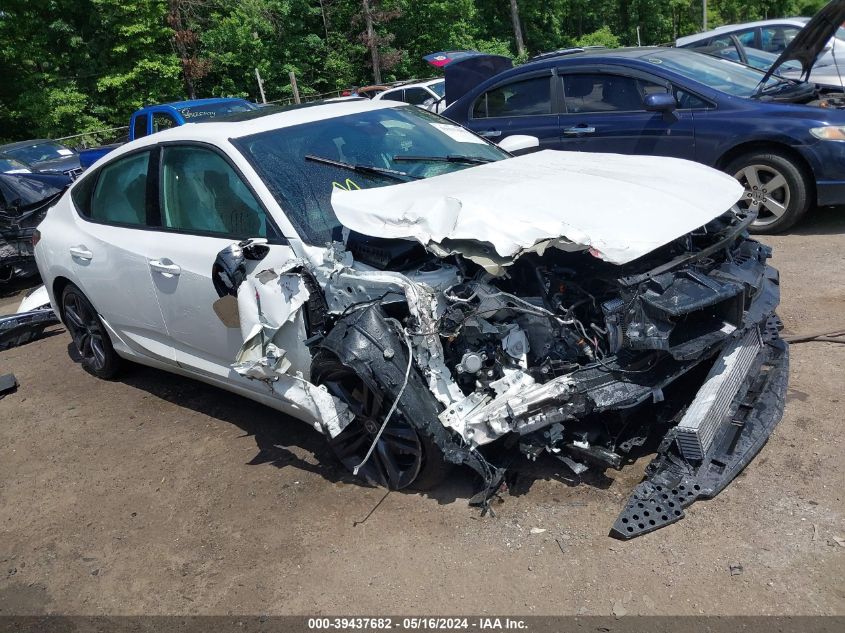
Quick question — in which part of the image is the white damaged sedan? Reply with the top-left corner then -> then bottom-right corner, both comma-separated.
34,100 -> 788,538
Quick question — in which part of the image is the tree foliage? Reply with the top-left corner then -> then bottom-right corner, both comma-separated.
0,0 -> 832,142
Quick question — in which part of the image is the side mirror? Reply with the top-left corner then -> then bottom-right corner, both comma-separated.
644,93 -> 678,122
422,97 -> 436,107
497,135 -> 540,154
644,92 -> 677,113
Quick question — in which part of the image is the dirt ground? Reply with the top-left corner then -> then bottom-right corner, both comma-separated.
0,209 -> 843,617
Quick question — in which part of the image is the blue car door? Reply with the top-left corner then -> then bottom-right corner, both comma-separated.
557,70 -> 696,159
460,69 -> 560,150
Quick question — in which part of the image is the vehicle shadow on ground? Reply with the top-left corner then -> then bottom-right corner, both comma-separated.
110,360 -> 625,509
792,205 -> 845,236
114,361 -> 478,506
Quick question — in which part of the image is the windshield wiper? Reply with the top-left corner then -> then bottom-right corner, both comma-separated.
392,154 -> 492,165
305,154 -> 417,182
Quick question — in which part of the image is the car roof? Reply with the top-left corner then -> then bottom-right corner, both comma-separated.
677,17 -> 809,45
518,46 -> 675,70
151,97 -> 251,110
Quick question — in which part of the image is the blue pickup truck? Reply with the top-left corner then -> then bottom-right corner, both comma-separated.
80,97 -> 258,168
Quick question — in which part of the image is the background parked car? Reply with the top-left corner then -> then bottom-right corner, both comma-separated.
442,45 -> 845,233
0,154 -> 32,174
78,97 -> 259,169
0,139 -> 80,175
677,15 -> 845,84
373,79 -> 447,112
677,16 -> 845,88
0,171 -> 70,282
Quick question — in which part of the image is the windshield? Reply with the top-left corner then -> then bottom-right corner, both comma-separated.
647,49 -> 786,96
232,105 -> 509,245
4,141 -> 73,164
429,81 -> 446,97
178,100 -> 256,122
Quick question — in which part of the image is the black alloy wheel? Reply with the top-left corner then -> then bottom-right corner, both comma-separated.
61,285 -> 120,378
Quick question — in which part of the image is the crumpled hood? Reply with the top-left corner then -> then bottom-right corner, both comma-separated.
331,150 -> 744,267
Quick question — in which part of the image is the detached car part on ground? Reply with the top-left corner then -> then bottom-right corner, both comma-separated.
33,101 -> 787,539
0,286 -> 59,351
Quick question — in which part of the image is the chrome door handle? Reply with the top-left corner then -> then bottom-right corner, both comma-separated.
69,246 -> 93,261
479,130 -> 502,138
149,259 -> 181,276
563,126 -> 596,135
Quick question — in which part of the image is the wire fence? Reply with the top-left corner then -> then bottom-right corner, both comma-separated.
53,126 -> 130,150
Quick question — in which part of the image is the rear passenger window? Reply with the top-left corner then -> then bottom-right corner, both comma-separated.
404,87 -> 432,105
736,29 -> 757,47
88,151 -> 150,225
473,76 -> 552,118
160,145 -> 274,239
760,25 -> 800,54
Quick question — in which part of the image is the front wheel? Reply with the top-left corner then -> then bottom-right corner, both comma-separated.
61,285 -> 121,379
726,151 -> 811,234
311,350 -> 446,491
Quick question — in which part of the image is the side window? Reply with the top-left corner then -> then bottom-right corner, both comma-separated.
404,87 -> 432,105
133,114 -> 148,139
675,88 -> 710,109
88,152 -> 150,225
761,26 -> 800,54
382,89 -> 404,102
736,29 -> 758,48
160,145 -> 273,239
472,76 -> 551,118
152,113 -> 177,133
563,74 -> 656,113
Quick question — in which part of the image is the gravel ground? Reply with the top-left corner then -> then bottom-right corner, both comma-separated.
0,208 -> 843,616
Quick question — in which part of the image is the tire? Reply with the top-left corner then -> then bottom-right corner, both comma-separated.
311,350 -> 447,491
61,284 -> 121,379
725,150 -> 811,234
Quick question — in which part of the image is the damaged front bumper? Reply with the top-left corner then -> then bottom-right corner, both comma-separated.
612,321 -> 788,538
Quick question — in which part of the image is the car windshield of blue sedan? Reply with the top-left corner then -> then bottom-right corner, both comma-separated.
232,106 -> 508,245
647,50 -> 784,97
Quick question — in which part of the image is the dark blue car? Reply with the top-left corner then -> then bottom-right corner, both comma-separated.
443,46 -> 845,233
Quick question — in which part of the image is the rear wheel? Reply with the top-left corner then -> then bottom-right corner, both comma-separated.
312,351 -> 446,490
726,151 -> 811,234
61,285 -> 121,379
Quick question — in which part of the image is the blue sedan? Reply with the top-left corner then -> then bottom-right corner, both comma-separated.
443,47 -> 845,233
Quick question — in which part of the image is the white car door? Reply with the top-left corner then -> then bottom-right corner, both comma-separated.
148,143 -> 298,376
68,149 -> 175,365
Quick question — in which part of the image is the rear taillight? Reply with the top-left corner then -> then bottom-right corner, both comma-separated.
32,229 -> 41,248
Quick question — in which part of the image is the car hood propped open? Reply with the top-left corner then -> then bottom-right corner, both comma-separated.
331,150 -> 744,270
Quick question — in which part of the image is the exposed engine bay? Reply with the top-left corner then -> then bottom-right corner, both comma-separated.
214,203 -> 787,539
